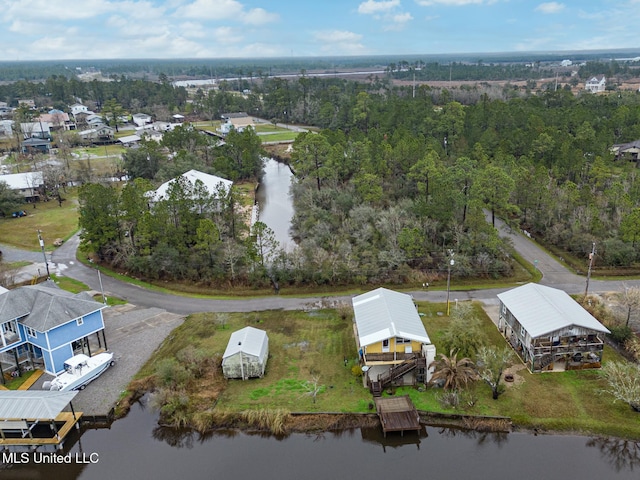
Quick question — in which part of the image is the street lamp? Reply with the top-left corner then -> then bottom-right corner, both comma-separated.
37,230 -> 50,280
446,250 -> 455,316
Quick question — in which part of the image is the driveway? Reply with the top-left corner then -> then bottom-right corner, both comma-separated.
34,303 -> 184,416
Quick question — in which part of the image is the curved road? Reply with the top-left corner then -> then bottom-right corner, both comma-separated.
43,219 -> 640,315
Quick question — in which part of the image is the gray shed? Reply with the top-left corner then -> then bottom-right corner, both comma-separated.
222,327 -> 269,380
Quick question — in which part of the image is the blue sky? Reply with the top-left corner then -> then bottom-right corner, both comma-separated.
0,0 -> 638,60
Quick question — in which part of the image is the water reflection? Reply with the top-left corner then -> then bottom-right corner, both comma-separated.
587,437 -> 640,473
3,401 -> 640,480
361,426 -> 427,451
255,158 -> 294,249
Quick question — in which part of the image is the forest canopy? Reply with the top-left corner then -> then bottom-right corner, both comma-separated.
64,69 -> 640,287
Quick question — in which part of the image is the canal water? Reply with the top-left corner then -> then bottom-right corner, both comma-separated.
3,399 -> 638,480
255,158 -> 295,250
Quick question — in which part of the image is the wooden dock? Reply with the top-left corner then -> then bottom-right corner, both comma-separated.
0,411 -> 82,449
374,395 -> 421,436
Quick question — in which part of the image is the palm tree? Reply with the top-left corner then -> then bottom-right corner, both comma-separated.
429,349 -> 478,390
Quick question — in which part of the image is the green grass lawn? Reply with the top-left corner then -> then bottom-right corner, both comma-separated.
260,132 -> 299,143
129,300 -> 640,438
3,369 -> 36,390
254,124 -> 290,133
73,145 -> 125,157
0,187 -> 79,250
136,309 -> 372,413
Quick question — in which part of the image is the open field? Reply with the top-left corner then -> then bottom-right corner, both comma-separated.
0,187 -> 79,250
127,300 -> 640,439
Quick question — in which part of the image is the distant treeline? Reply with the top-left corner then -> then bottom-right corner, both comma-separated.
75,70 -> 640,288
1,50 -> 639,82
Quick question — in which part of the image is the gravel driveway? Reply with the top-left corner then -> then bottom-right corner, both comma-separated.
34,303 -> 184,416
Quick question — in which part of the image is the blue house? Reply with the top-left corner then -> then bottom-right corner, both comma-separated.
0,282 -> 108,380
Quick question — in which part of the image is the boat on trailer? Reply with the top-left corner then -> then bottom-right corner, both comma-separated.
44,353 -> 115,392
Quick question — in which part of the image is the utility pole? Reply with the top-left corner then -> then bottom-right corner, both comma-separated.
37,230 -> 50,279
446,249 -> 455,316
584,242 -> 596,298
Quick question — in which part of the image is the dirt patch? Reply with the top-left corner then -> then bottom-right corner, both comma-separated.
503,363 -> 528,388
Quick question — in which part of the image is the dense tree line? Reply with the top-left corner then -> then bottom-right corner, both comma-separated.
0,75 -> 187,115
76,70 -> 640,287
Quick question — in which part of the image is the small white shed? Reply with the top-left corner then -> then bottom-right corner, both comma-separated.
222,327 -> 269,380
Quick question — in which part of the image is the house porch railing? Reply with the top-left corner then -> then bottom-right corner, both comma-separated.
532,339 -> 604,356
364,352 -> 422,363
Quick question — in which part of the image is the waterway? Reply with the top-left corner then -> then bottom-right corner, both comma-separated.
255,158 -> 295,250
2,399 -> 638,480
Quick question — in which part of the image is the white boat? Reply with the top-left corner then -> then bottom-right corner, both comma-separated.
45,353 -> 115,392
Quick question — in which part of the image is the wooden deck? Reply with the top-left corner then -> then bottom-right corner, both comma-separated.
374,395 -> 421,436
0,411 -> 82,448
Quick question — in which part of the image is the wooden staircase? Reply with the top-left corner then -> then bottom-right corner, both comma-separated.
369,356 -> 426,395
370,381 -> 382,397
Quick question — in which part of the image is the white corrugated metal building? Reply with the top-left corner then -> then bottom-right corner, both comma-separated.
352,288 -> 436,387
222,326 -> 269,380
353,288 -> 431,348
497,283 -> 610,372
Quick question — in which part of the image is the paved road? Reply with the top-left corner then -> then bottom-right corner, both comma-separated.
43,220 -> 639,316
50,233 -> 349,314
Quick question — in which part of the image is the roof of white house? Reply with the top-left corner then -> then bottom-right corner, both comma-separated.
223,326 -> 268,360
0,171 -> 43,189
20,122 -> 50,133
0,391 -> 78,420
119,134 -> 141,144
497,283 -> 610,338
352,287 -> 430,347
152,169 -> 233,202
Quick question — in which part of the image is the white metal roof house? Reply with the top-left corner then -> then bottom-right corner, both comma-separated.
132,113 -> 153,127
0,171 -> 43,200
150,169 -> 233,204
70,103 -> 89,117
222,326 -> 269,379
585,75 -> 606,93
497,283 -> 610,373
352,288 -> 435,395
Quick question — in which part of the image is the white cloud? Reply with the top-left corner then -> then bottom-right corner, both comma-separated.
393,12 -> 414,23
314,30 -> 363,43
243,8 -> 280,25
384,12 -> 414,30
358,0 -> 412,30
535,2 -> 565,14
175,0 -> 277,24
179,22 -> 208,39
415,0 -> 493,6
174,0 -> 244,20
358,0 -> 401,14
314,30 -> 367,55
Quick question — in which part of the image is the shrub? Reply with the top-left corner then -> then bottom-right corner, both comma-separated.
437,390 -> 460,409
156,358 -> 190,389
624,336 -> 640,362
609,325 -> 634,344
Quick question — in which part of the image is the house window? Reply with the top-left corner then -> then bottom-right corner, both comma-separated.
382,339 -> 390,352
3,321 -> 16,334
26,327 -> 37,338
520,326 -> 525,337
501,303 -> 506,315
395,337 -> 411,344
76,318 -> 84,326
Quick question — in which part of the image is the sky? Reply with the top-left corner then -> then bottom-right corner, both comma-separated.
0,0 -> 639,61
